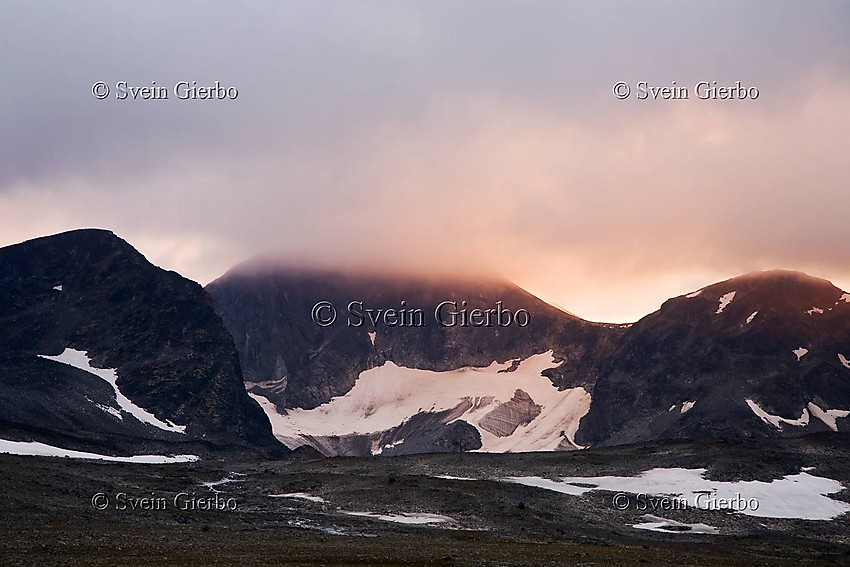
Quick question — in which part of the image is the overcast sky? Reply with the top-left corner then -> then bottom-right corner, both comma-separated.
2,1 -> 849,322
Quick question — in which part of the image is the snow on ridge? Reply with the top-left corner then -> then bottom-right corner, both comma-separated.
39,349 -> 186,434
807,402 -> 849,432
839,293 -> 850,304
685,289 -> 703,299
504,467 -> 850,520
793,347 -> 809,361
715,291 -> 736,314
0,439 -> 197,463
745,311 -> 758,324
680,401 -> 695,414
839,353 -> 850,369
252,351 -> 591,455
633,514 -> 718,535
746,399 -> 809,429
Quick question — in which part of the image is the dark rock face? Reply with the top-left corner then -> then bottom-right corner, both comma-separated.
206,266 -> 617,412
0,229 -> 281,456
576,270 -> 850,446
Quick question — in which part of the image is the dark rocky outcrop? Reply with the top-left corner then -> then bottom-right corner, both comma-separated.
576,270 -> 850,446
0,229 -> 282,457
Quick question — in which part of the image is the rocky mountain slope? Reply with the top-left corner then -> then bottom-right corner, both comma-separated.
0,230 -> 281,457
208,266 -> 850,456
206,265 -> 620,455
576,270 -> 850,446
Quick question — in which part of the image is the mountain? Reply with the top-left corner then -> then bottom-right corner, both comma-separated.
576,270 -> 850,446
0,229 -> 281,458
208,266 -> 850,456
206,264 -> 620,455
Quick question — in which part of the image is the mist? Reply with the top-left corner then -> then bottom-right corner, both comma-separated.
2,1 -> 849,322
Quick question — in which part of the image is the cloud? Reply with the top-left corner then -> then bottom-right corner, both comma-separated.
1,1 -> 849,322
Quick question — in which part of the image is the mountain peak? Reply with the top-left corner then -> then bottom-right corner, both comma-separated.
693,270 -> 846,314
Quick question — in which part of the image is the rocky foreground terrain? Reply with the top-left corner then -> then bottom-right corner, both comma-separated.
2,436 -> 849,566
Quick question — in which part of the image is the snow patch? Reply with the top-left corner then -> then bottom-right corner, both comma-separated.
53,285 -> 63,292
668,405 -> 676,412
839,293 -> 850,304
807,402 -> 849,432
793,347 -> 809,361
807,307 -> 824,315
269,493 -> 326,503
685,289 -> 703,299
201,474 -> 244,492
371,437 -> 406,456
85,396 -> 123,420
0,439 -> 197,463
505,467 -> 849,520
253,351 -> 591,454
367,331 -> 376,346
633,514 -> 718,535
746,399 -> 809,429
715,291 -> 736,314
838,353 -> 850,369
40,349 -> 186,434
680,401 -> 695,414
745,311 -> 758,324
342,511 -> 452,525
504,476 -> 591,496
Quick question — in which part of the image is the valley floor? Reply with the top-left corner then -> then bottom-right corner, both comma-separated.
2,436 -> 849,566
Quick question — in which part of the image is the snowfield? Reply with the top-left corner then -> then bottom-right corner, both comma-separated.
40,349 -> 186,434
0,439 -> 197,464
632,514 -> 718,535
342,511 -> 453,525
251,351 -> 591,454
505,467 -> 850,520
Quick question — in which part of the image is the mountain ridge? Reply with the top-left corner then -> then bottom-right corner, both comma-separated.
207,263 -> 850,456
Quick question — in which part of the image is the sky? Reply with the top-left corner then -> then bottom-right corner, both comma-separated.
1,1 -> 849,323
